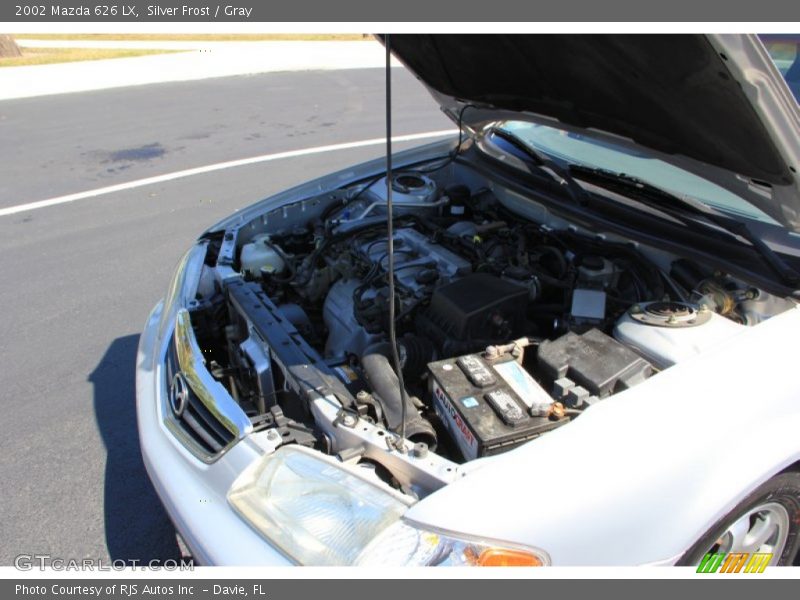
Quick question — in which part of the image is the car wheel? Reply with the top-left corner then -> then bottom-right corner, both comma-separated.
678,472 -> 800,567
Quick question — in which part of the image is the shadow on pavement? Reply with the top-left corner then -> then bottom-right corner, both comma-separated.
90,334 -> 183,564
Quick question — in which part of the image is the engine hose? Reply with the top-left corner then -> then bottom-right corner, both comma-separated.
361,343 -> 437,449
267,243 -> 297,283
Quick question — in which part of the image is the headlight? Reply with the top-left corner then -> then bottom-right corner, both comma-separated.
229,446 -> 549,567
355,520 -> 549,566
227,445 -> 413,565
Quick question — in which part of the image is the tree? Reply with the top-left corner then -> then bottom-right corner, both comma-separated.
0,35 -> 22,58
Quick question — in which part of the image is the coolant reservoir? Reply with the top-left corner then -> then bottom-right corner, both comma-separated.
240,234 -> 286,279
613,301 -> 745,369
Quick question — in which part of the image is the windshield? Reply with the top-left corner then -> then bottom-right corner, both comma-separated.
497,121 -> 780,225
759,34 -> 800,104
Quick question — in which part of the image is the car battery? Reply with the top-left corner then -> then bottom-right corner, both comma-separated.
428,353 -> 563,460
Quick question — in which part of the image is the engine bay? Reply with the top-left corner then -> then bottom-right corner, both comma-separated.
187,162 -> 796,495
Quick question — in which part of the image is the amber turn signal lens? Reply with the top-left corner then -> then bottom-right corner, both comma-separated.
476,548 -> 544,567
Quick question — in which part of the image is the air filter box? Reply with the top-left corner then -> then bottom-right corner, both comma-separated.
418,273 -> 528,343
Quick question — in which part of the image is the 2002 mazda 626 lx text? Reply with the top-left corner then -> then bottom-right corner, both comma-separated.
136,34 -> 800,566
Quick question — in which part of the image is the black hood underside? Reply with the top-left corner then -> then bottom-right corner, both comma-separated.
385,34 -> 792,187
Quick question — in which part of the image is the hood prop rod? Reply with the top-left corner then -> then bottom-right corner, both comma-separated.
383,34 -> 409,452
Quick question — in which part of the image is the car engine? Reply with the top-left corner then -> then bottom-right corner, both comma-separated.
188,166 -> 795,493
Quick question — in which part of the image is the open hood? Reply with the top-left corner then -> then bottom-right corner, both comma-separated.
385,34 -> 800,231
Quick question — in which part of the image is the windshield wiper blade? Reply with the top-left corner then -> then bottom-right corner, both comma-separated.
488,127 -> 591,207
571,165 -> 800,287
570,165 -> 719,216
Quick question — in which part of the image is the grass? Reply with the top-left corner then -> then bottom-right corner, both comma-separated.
0,47 -> 180,67
12,34 -> 371,42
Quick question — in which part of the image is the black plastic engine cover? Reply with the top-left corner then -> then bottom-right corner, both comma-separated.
537,328 -> 652,398
417,273 -> 528,344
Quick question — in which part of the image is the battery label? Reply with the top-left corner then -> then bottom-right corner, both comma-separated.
492,360 -> 553,409
432,380 -> 478,460
460,396 -> 479,409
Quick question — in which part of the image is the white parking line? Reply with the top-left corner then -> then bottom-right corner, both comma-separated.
0,129 -> 457,218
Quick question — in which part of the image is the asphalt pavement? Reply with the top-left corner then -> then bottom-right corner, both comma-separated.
0,67 -> 452,565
